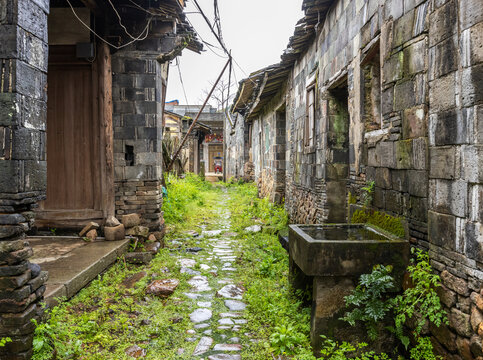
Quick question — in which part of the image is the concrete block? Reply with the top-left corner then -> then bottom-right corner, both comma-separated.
391,170 -> 409,192
395,140 -> 413,169
465,222 -> 483,262
428,210 -> 457,251
429,0 -> 457,47
459,0 -> 483,30
430,146 -> 455,179
114,126 -> 135,140
469,184 -> 483,223
403,39 -> 427,76
429,179 -> 467,217
412,137 -> 428,170
409,196 -> 428,222
382,52 -> 403,84
461,63 -> 483,108
392,9 -> 415,48
461,145 -> 483,183
384,0 -> 403,20
476,105 -> 483,145
375,167 -> 391,189
407,170 -> 428,197
381,86 -> 394,115
430,35 -> 458,79
394,80 -> 416,111
23,159 -> 46,192
17,0 -> 48,41
104,224 -> 125,241
378,141 -> 396,168
11,128 -> 44,160
433,109 -> 467,145
429,72 -> 456,113
403,105 -> 427,139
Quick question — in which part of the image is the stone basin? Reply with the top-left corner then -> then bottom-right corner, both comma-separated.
289,223 -> 409,278
288,223 -> 409,355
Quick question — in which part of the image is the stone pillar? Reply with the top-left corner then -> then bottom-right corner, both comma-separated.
0,0 -> 49,358
112,48 -> 166,231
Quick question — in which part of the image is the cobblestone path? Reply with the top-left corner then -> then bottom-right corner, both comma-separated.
174,191 -> 252,359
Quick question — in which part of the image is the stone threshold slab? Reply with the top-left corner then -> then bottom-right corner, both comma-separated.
28,236 -> 130,307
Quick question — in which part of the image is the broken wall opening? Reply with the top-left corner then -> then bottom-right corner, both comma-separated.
325,79 -> 349,222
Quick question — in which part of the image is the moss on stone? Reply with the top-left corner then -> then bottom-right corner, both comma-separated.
348,192 -> 357,205
351,209 -> 405,238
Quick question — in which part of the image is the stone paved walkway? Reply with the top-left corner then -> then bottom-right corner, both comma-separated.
175,191 -> 250,359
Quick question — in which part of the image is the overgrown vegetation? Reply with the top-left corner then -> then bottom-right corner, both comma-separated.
227,183 -> 315,359
341,248 -> 447,360
162,173 -> 216,225
31,177 -> 446,360
32,174 -> 219,360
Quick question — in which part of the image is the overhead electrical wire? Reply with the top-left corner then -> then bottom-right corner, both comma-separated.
66,0 -> 152,50
175,58 -> 190,106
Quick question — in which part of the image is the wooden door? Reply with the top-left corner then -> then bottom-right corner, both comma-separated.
37,63 -> 103,227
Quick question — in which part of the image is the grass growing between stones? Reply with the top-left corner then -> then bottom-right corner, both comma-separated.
33,175 -> 222,360
226,183 -> 316,359
33,178 -> 316,359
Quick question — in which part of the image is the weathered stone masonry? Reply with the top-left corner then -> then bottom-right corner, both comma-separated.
0,0 -> 49,358
112,42 -> 167,231
229,0 -> 483,357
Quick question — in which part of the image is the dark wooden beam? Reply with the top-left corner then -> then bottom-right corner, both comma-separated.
80,0 -> 101,15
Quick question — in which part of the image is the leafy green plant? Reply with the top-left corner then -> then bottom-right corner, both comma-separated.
361,181 -> 375,208
341,265 -> 395,340
320,336 -> 389,360
49,228 -> 57,236
390,248 -> 448,351
0,337 -> 11,347
270,323 -> 306,356
340,249 -> 447,359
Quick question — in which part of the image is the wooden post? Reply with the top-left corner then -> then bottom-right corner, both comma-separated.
98,43 -> 115,219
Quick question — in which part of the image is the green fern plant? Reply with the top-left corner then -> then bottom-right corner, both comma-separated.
341,265 -> 395,340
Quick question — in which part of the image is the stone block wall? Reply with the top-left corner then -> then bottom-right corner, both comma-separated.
227,0 -> 483,357
114,180 -> 163,231
425,0 -> 483,356
112,45 -> 167,230
0,0 -> 49,358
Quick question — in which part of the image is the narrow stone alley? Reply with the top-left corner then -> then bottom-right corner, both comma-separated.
176,190 -> 248,359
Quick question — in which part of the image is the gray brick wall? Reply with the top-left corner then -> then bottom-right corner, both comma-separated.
0,0 -> 49,358
112,48 -> 167,230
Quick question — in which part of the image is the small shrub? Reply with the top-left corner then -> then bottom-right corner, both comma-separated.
320,336 -> 389,360
341,265 -> 395,340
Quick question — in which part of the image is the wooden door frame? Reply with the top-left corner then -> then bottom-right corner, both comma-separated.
36,44 -> 114,229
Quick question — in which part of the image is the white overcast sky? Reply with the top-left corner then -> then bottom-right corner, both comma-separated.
166,0 -> 304,107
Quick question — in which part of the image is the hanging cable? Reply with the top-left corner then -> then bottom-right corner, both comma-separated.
175,58 -> 190,105
66,0 -> 152,50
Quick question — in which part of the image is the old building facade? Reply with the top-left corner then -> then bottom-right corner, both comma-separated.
229,0 -> 483,357
0,0 -> 199,358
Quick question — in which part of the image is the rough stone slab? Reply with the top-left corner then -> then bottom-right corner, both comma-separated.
27,237 -> 130,307
224,300 -> 246,311
208,355 -> 241,360
217,284 -> 243,300
193,336 -> 213,355
190,308 -> 212,323
213,344 -> 242,351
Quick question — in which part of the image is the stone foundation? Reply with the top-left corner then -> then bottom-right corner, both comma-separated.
0,193 -> 48,360
115,180 -> 163,231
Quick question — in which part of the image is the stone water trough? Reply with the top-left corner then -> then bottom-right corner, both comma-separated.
288,223 -> 409,353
